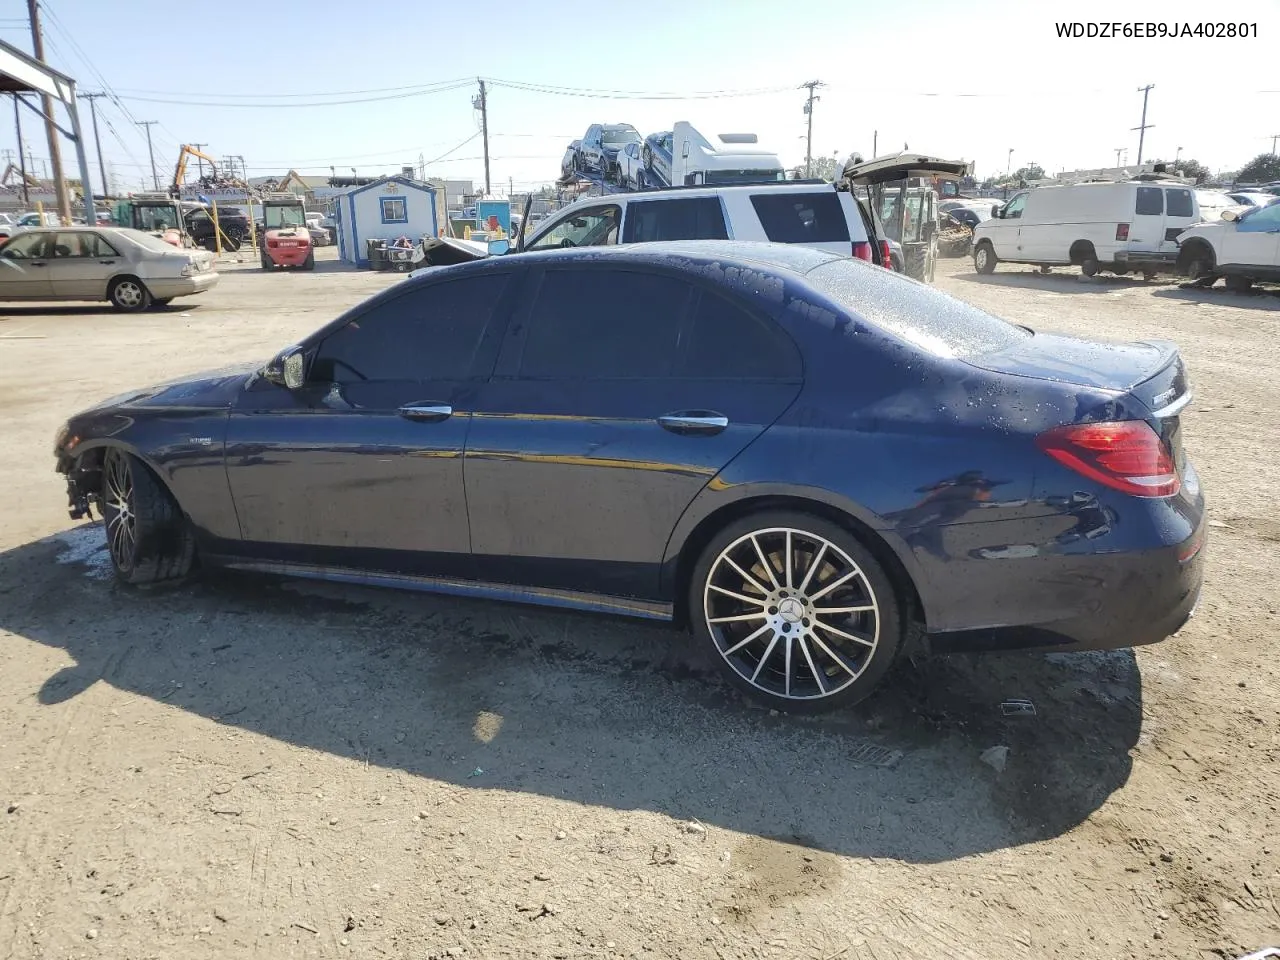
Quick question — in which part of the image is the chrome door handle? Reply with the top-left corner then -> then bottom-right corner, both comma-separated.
658,411 -> 729,436
98,260 -> 116,265
398,403 -> 452,422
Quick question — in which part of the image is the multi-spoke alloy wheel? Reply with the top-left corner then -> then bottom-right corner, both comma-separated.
692,512 -> 901,712
103,449 -> 137,572
97,449 -> 196,585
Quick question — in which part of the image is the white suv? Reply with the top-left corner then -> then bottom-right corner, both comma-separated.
1176,201 -> 1280,291
517,182 -> 893,268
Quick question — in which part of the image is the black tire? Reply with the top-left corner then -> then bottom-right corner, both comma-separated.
108,276 -> 151,312
642,145 -> 652,170
1186,257 -> 1215,287
973,242 -> 997,274
303,252 -> 316,271
261,251 -> 272,270
222,235 -> 241,253
1225,275 -> 1253,293
689,510 -> 903,714
1080,258 -> 1101,277
100,448 -> 195,586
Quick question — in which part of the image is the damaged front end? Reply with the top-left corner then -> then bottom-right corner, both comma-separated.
55,429 -> 102,521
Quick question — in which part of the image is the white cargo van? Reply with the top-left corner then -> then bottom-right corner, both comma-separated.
972,179 -> 1201,277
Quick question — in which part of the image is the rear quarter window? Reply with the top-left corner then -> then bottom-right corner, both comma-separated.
750,191 -> 850,243
805,260 -> 1029,359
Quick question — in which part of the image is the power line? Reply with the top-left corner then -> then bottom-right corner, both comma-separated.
111,78 -> 472,100
484,78 -> 793,100
113,80 -> 473,108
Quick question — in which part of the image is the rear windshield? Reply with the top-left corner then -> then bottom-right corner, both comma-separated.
750,191 -> 850,243
805,260 -> 1029,359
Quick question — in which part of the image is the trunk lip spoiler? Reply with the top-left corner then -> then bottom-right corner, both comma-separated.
1149,387 -> 1193,419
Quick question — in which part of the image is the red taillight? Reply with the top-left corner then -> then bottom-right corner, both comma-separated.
852,240 -> 872,262
1115,223 -> 1130,241
268,239 -> 278,248
1036,421 -> 1179,497
879,240 -> 892,269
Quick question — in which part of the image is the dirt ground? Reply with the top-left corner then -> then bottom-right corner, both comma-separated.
1,249 -> 1277,960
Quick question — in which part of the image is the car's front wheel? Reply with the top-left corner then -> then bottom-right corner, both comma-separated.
100,448 -> 195,585
973,242 -> 997,274
690,511 -> 901,713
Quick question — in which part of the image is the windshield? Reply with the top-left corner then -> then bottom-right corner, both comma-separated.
132,204 -> 181,232
265,205 -> 307,228
806,259 -> 1028,359
1196,191 -> 1234,210
601,125 -> 640,146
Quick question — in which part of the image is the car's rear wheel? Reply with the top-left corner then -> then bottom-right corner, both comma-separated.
1080,258 -> 1101,277
691,511 -> 901,714
100,448 -> 195,585
973,242 -> 997,274
108,276 -> 151,312
303,251 -> 316,271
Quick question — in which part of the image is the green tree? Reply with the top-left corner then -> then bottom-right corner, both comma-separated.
1014,164 -> 1045,181
1175,159 -> 1211,184
1237,153 -> 1280,183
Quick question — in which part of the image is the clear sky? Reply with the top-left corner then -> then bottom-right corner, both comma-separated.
2,0 -> 1276,195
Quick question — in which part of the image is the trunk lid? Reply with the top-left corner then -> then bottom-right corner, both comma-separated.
967,333 -> 1191,470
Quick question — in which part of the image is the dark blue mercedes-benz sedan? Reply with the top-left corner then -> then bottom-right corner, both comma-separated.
54,242 -> 1205,712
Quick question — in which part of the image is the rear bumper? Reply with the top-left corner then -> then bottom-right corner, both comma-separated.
266,245 -> 311,266
146,272 -> 219,298
928,522 -> 1205,655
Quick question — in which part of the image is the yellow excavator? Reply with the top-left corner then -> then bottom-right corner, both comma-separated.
170,144 -> 222,196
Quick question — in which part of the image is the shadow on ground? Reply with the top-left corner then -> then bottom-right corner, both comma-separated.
1152,283 -> 1280,309
953,268 -> 1161,295
1,526 -> 1144,865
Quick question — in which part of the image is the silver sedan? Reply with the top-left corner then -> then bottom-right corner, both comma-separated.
0,226 -> 218,310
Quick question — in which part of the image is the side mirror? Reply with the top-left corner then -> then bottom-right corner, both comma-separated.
991,204 -> 1002,219
1221,208 -> 1240,222
264,345 -> 306,390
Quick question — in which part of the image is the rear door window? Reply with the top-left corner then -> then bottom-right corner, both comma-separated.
516,268 -> 692,379
622,197 -> 729,243
680,291 -> 800,380
1165,188 -> 1193,218
750,191 -> 850,243
1135,187 -> 1163,215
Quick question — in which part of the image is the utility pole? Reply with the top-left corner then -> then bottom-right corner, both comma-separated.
1007,148 -> 1014,175
27,0 -> 71,223
800,80 -> 823,178
473,79 -> 491,195
1133,84 -> 1155,166
872,130 -> 877,157
1114,147 -> 1123,167
190,142 -> 207,180
80,92 -> 109,197
137,120 -> 159,189
12,95 -> 30,205
1271,134 -> 1279,156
